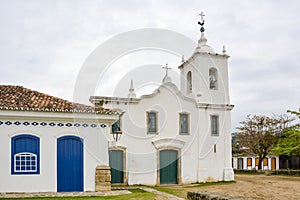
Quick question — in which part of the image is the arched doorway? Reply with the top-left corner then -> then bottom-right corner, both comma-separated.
57,136 -> 83,192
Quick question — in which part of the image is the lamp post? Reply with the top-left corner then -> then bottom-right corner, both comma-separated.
112,112 -> 124,142
112,130 -> 122,142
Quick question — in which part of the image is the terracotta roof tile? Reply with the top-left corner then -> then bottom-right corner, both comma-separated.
0,85 -> 118,115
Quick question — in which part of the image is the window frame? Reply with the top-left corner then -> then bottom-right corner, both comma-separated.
147,111 -> 158,134
179,112 -> 190,135
11,134 -> 40,175
211,115 -> 219,136
14,152 -> 38,173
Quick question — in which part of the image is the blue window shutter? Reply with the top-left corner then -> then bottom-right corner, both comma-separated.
11,134 -> 40,175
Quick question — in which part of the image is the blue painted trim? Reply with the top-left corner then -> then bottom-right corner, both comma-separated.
11,134 -> 40,175
0,120 -> 107,128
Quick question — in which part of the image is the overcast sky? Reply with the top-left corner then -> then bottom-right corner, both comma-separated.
1,0 -> 300,131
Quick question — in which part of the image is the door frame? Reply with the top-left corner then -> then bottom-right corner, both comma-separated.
108,146 -> 127,184
157,147 -> 181,185
57,135 -> 84,192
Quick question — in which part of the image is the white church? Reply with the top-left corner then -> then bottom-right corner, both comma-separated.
0,14 -> 234,192
90,14 -> 234,185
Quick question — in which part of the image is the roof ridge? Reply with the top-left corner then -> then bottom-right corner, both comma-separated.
0,85 -> 118,115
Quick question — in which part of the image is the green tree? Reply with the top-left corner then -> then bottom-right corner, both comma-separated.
272,129 -> 300,156
237,114 -> 293,169
270,109 -> 300,168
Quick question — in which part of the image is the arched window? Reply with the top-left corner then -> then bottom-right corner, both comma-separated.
209,68 -> 218,90
187,71 -> 192,93
11,134 -> 40,174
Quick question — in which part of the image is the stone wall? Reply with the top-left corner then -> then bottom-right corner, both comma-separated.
187,191 -> 246,200
95,165 -> 111,192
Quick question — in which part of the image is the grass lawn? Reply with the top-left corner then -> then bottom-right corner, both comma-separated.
0,189 -> 161,200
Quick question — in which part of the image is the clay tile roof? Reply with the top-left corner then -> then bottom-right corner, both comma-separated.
0,85 -> 118,115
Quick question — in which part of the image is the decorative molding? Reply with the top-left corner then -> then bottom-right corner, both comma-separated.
0,120 -> 107,129
152,138 -> 185,150
197,103 -> 234,110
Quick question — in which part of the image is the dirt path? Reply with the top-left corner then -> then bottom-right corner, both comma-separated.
142,187 -> 185,200
184,175 -> 300,200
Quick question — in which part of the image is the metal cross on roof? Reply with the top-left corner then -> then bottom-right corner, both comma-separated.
199,12 -> 205,21
198,12 -> 206,33
162,63 -> 171,76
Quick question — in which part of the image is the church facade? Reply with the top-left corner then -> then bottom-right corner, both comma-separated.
90,17 -> 234,185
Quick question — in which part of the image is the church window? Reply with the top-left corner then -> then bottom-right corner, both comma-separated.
147,111 -> 157,134
11,134 -> 40,175
179,113 -> 189,135
209,68 -> 218,90
211,115 -> 219,135
187,71 -> 192,93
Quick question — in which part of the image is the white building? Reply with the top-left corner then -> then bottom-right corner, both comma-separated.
0,85 -> 119,192
90,17 -> 234,185
232,156 -> 279,170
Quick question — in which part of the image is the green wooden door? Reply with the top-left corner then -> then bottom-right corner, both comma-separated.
160,150 -> 178,184
109,150 -> 124,184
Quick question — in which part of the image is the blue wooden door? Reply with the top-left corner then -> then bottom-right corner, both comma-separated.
160,150 -> 178,184
109,150 -> 124,184
57,136 -> 83,192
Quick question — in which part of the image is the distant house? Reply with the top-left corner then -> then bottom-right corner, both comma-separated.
231,133 -> 279,170
0,85 -> 119,192
232,155 -> 279,170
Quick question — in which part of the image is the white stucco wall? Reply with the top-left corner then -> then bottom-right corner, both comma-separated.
180,53 -> 230,105
91,36 -> 233,185
101,81 -> 233,185
0,110 -> 117,192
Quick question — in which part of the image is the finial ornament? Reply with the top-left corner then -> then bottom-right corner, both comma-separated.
222,45 -> 226,54
198,12 -> 205,32
162,63 -> 171,76
162,63 -> 172,83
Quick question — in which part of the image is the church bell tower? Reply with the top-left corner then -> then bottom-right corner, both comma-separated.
179,12 -> 230,105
